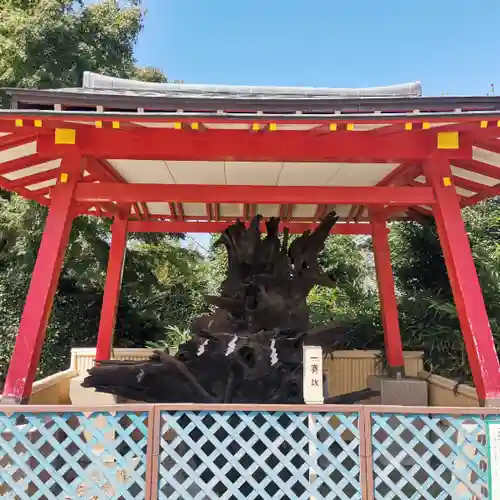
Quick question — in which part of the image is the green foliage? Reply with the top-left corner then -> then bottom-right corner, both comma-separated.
0,0 -> 142,90
133,66 -> 172,83
0,0 -> 197,380
390,221 -> 450,296
146,325 -> 191,353
128,239 -> 209,330
0,194 -> 205,377
300,234 -> 381,349
390,199 -> 500,381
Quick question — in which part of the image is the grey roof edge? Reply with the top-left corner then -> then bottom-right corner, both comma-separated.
6,88 -> 500,115
2,107 -> 500,121
82,71 -> 423,98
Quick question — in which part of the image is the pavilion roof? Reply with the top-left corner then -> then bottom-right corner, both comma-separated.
1,73 -> 500,232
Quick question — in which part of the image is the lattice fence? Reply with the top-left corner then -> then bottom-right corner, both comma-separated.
1,405 -> 498,499
370,412 -> 490,500
0,409 -> 150,499
156,409 -> 362,500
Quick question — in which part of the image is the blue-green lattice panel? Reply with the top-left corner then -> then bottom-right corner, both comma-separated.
157,410 -> 361,500
0,410 -> 149,499
371,413 -> 490,500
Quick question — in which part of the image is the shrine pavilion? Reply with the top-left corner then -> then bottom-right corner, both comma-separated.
1,73 -> 500,406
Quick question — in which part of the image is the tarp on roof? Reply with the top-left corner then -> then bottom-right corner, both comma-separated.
82,72 -> 422,100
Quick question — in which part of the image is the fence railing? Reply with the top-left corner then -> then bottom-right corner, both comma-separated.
0,404 -> 498,499
418,370 -> 479,407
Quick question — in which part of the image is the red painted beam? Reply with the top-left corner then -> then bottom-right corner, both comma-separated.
95,217 -> 128,361
127,220 -> 373,234
73,183 -> 436,206
371,214 -> 405,374
424,156 -> 500,405
0,132 -> 37,152
378,163 -> 422,187
452,175 -> 500,197
452,159 -> 500,181
8,169 -> 58,189
474,138 -> 500,155
461,186 -> 500,207
2,152 -> 81,403
0,154 -> 54,175
36,127 -> 467,162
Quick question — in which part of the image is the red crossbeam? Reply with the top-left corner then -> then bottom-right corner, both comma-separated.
37,127 -> 468,162
73,183 -> 435,206
127,220 -> 373,234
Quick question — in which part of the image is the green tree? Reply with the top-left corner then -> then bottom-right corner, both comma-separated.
390,199 -> 500,381
0,0 -> 193,380
308,235 -> 382,349
0,194 -> 199,378
1,0 -> 140,90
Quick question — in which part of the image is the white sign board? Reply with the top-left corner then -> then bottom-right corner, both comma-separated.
487,420 -> 500,499
303,345 -> 323,404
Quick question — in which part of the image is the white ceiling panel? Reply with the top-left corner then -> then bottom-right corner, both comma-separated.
225,162 -> 282,185
451,165 -> 498,187
275,124 -> 319,131
146,202 -> 171,215
352,123 -> 390,131
167,161 -> 225,184
329,163 -> 398,186
428,122 -> 456,128
278,162 -> 342,186
26,178 -> 57,191
182,202 -> 207,217
291,204 -> 317,218
204,123 -> 250,130
132,122 -> 178,128
333,205 -> 353,218
256,204 -> 280,217
473,147 -> 500,168
4,159 -> 61,181
456,187 -> 475,197
219,203 -> 244,217
108,160 -> 174,183
0,141 -> 37,164
66,121 -> 93,126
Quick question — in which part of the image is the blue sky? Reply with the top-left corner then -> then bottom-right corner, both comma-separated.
134,0 -> 500,250
136,0 -> 499,95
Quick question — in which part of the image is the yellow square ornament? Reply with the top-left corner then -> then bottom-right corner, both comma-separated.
437,131 -> 459,150
54,128 -> 76,145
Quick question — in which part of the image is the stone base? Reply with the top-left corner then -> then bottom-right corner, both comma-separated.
368,376 -> 429,469
367,375 -> 428,406
481,396 -> 500,408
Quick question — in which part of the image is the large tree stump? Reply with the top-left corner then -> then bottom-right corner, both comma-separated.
83,212 -> 378,404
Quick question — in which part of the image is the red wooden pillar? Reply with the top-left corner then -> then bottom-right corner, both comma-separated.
95,216 -> 128,362
2,152 -> 81,404
371,214 -> 405,377
424,156 -> 500,406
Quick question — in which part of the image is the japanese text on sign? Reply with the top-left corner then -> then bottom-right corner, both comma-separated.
303,345 -> 323,404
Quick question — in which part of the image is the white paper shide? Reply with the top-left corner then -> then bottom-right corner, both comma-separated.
302,345 -> 323,404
